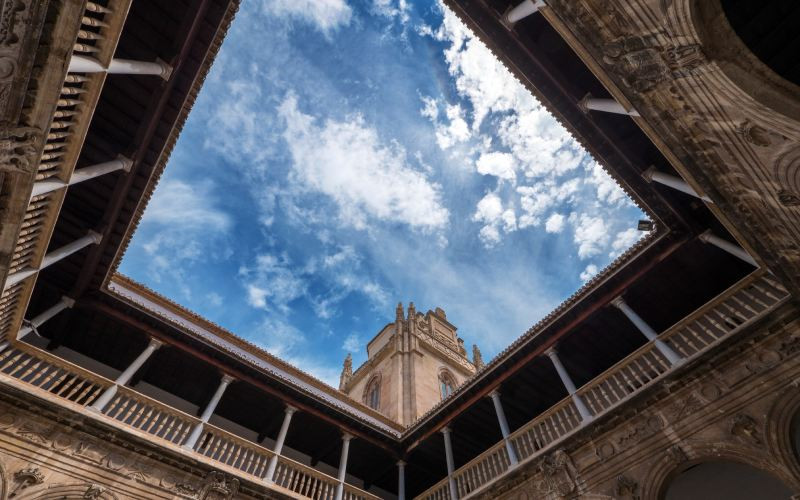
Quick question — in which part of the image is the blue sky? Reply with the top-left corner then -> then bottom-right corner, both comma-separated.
119,0 -> 645,386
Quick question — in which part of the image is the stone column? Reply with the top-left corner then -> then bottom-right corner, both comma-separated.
504,0 -> 546,24
488,390 -> 519,466
579,93 -> 640,116
611,297 -> 683,366
17,296 -> 75,339
69,54 -> 172,79
545,349 -> 593,422
264,405 -> 297,483
182,374 -> 235,450
698,230 -> 758,267
441,426 -> 458,500
90,338 -> 164,412
334,433 -> 353,500
31,156 -> 132,197
642,166 -> 711,202
4,231 -> 102,290
397,460 -> 406,500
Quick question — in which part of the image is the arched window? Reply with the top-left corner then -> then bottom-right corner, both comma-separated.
364,375 -> 380,410
439,370 -> 456,400
664,460 -> 792,500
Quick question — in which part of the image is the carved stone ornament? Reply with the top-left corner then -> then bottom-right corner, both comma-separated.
665,444 -> 688,465
615,475 -> 640,500
780,336 -> 800,357
9,467 -> 44,497
731,414 -> 761,444
199,470 -> 240,500
84,484 -> 107,499
0,125 -> 40,173
534,449 -> 578,497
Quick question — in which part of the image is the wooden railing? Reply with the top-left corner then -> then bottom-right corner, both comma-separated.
415,272 -> 789,499
101,385 -> 199,446
1,0 -> 133,343
0,343 -> 109,406
0,343 -> 379,499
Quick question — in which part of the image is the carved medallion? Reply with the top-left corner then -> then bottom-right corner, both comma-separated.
534,450 -> 578,497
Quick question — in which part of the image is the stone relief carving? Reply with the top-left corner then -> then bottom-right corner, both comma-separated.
615,475 -> 640,500
9,467 -> 43,497
534,449 -> 579,497
730,414 -> 761,445
0,126 -> 40,173
0,0 -> 27,46
617,414 -> 664,448
664,444 -> 688,465
199,470 -> 240,500
84,483 -> 108,498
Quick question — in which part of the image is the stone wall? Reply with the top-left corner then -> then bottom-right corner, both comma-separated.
479,302 -> 800,499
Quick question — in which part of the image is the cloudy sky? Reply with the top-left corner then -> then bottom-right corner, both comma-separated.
119,0 -> 645,386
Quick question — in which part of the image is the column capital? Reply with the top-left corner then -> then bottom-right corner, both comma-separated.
61,295 -> 76,308
440,425 -> 452,435
284,404 -> 298,415
220,374 -> 236,385
488,388 -> 501,400
117,154 -> 134,172
147,337 -> 165,349
396,460 -> 407,467
545,347 -> 558,358
641,165 -> 657,182
610,296 -> 626,309
577,92 -> 593,114
697,229 -> 713,243
341,432 -> 354,442
87,230 -> 103,244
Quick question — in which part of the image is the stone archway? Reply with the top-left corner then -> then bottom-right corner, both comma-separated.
14,482 -> 119,499
662,461 -> 792,500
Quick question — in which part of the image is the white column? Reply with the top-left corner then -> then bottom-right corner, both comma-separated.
611,297 -> 683,366
31,156 -> 132,197
504,0 -> 546,25
441,426 -> 458,500
182,374 -> 235,450
17,295 -> 75,339
90,338 -> 164,412
4,231 -> 102,290
642,167 -> 711,202
488,390 -> 518,466
579,93 -> 640,116
546,349 -> 593,422
397,460 -> 406,500
69,54 -> 172,79
334,433 -> 354,500
698,230 -> 758,267
264,405 -> 297,483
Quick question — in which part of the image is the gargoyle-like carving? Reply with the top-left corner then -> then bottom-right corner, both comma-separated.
0,0 -> 26,45
731,414 -> 761,444
665,444 -> 688,464
199,470 -> 240,500
10,467 -> 44,497
84,484 -> 107,499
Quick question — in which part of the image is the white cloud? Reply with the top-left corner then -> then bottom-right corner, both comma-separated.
241,253 -> 307,313
264,0 -> 352,36
419,97 -> 471,150
476,151 -> 516,181
571,213 -> 610,259
473,192 -> 517,247
545,213 -> 565,234
371,0 -> 410,25
580,264 -> 599,282
206,292 -> 223,307
342,333 -> 360,352
610,228 -> 641,258
143,179 -> 231,231
587,161 -> 628,206
279,93 -> 450,232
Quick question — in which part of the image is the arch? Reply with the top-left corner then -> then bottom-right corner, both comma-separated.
438,369 -> 456,400
643,441 -> 798,500
662,461 -> 792,500
691,0 -> 800,123
362,373 -> 381,411
15,482 -> 119,499
766,386 -> 800,485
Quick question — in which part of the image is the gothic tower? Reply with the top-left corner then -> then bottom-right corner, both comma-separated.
339,303 -> 481,425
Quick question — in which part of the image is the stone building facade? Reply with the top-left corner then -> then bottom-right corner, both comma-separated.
0,0 -> 798,499
340,304 -> 480,426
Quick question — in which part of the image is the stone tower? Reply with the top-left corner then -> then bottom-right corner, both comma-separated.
339,303 -> 479,425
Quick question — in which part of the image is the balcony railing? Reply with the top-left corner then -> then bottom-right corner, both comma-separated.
0,343 -> 379,500
415,271 -> 789,499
